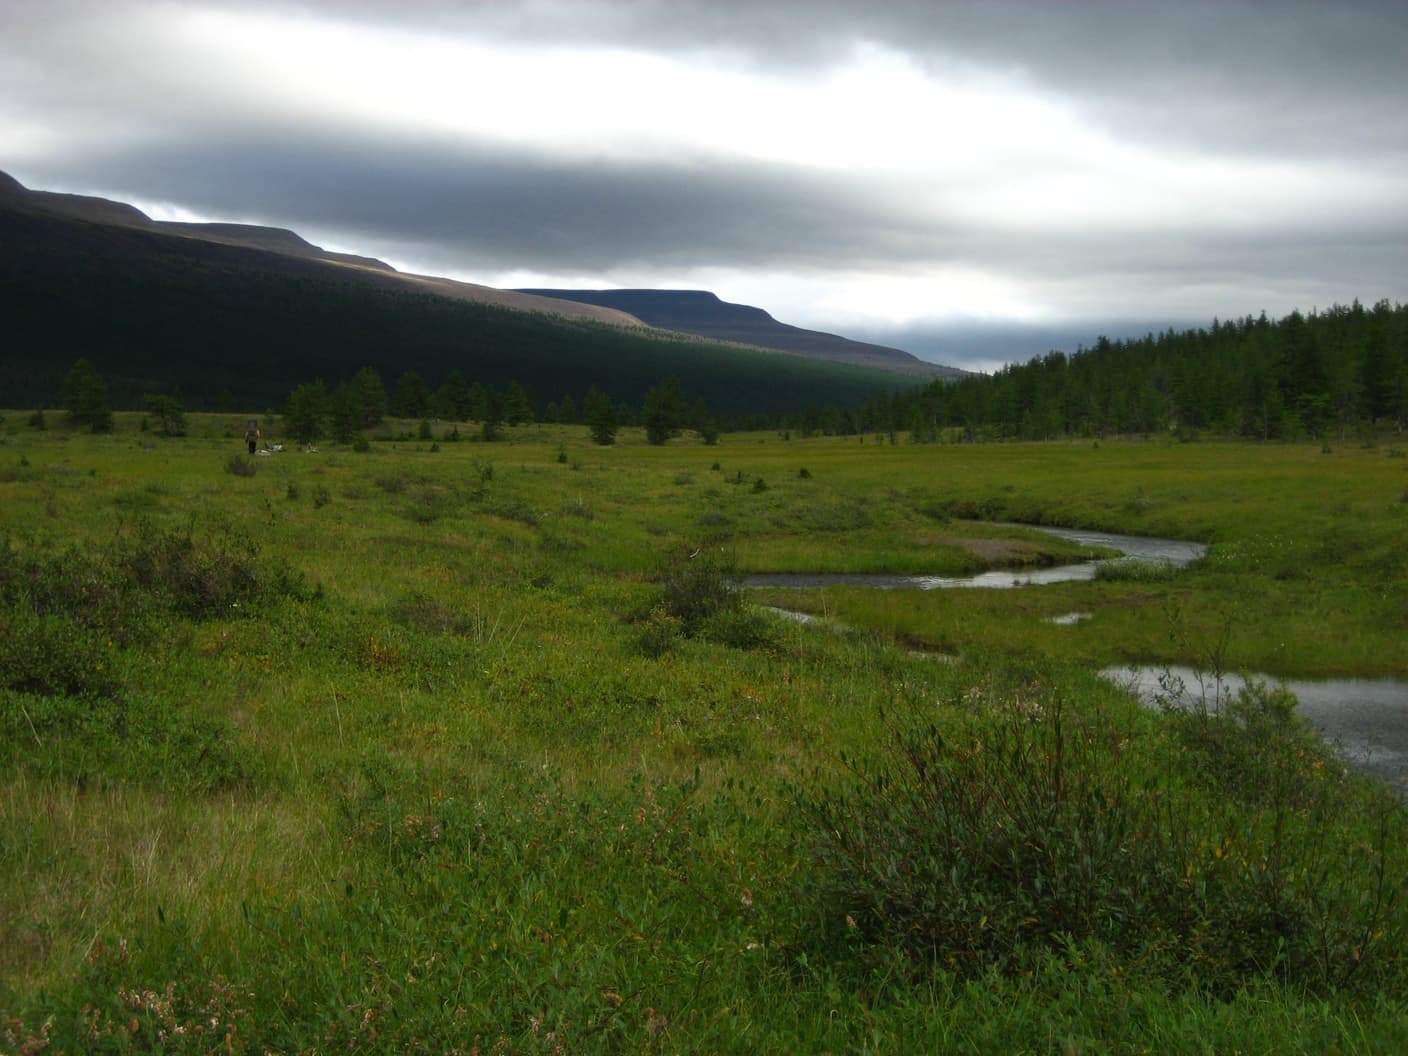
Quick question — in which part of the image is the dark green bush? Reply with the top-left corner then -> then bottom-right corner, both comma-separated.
794,681 -> 1407,993
484,497 -> 539,527
561,497 -> 593,520
1093,557 -> 1180,582
797,695 -> 1187,978
0,534 -> 130,635
696,606 -> 774,650
117,525 -> 311,619
792,501 -> 873,533
636,606 -> 683,657
0,524 -> 313,633
224,454 -> 257,477
655,547 -> 742,631
0,689 -> 252,793
0,609 -> 121,697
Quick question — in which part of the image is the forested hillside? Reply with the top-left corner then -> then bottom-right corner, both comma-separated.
0,186 -> 904,419
848,303 -> 1408,440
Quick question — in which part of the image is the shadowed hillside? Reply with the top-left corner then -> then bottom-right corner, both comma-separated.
0,173 -> 911,416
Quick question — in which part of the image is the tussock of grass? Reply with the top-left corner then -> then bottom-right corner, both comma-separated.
1094,556 -> 1182,581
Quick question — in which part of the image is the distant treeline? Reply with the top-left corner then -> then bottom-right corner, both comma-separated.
273,368 -> 709,446
784,301 -> 1408,440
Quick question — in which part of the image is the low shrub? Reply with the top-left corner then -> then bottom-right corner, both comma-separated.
402,487 -> 460,526
655,547 -> 742,630
793,679 -> 1407,993
696,606 -> 774,650
484,497 -> 540,527
224,454 -> 257,477
0,524 -> 314,633
0,689 -> 253,793
796,694 -> 1187,979
0,608 -> 120,697
792,501 -> 873,533
118,525 -> 311,619
386,591 -> 476,636
561,497 -> 594,520
637,605 -> 683,657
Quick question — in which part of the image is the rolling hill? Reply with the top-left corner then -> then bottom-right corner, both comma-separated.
518,288 -> 961,379
0,172 -> 917,417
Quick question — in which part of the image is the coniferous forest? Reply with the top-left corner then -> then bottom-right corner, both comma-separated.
842,301 -> 1408,442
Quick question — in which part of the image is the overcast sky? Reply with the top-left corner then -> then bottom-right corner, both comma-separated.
4,0 -> 1406,371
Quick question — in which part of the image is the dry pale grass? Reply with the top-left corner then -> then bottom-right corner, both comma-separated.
0,773 -> 336,989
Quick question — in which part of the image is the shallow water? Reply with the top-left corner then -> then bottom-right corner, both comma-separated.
1102,665 -> 1408,796
743,525 -> 1207,591
1028,525 -> 1207,566
747,525 -> 1406,792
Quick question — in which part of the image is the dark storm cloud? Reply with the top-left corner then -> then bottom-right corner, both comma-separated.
47,123 -> 1404,303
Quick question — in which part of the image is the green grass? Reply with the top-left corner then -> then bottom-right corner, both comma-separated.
2,414 -> 1407,1052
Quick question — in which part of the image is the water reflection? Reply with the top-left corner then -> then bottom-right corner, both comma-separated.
1102,665 -> 1408,796
743,525 -> 1207,591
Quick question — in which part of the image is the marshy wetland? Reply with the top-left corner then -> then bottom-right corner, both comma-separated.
3,415 -> 1408,1052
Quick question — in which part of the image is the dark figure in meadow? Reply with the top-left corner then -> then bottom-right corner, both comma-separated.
245,418 -> 260,455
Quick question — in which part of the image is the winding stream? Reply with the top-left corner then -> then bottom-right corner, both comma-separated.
750,525 -> 1408,792
743,525 -> 1207,591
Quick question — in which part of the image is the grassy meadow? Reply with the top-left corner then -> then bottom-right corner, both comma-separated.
2,412 -> 1407,1053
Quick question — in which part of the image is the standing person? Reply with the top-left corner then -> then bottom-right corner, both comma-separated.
245,418 -> 259,455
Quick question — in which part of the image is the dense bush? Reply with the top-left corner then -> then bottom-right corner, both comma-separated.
0,689 -> 253,793
224,454 -> 257,477
117,527 -> 306,619
0,523 -> 314,635
0,608 -> 121,697
794,680 -> 1407,993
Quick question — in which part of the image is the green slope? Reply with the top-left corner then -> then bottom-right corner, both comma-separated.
0,195 -> 906,417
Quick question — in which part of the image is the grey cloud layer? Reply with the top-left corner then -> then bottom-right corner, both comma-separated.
33,134 -> 950,273
209,0 -> 1408,156
42,128 -> 1403,315
5,0 -> 1406,370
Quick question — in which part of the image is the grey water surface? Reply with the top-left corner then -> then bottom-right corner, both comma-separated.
1101,666 -> 1408,797
743,524 -> 1207,591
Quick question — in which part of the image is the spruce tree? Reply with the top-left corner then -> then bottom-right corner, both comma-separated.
586,387 -> 618,446
642,377 -> 686,445
62,358 -> 113,433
